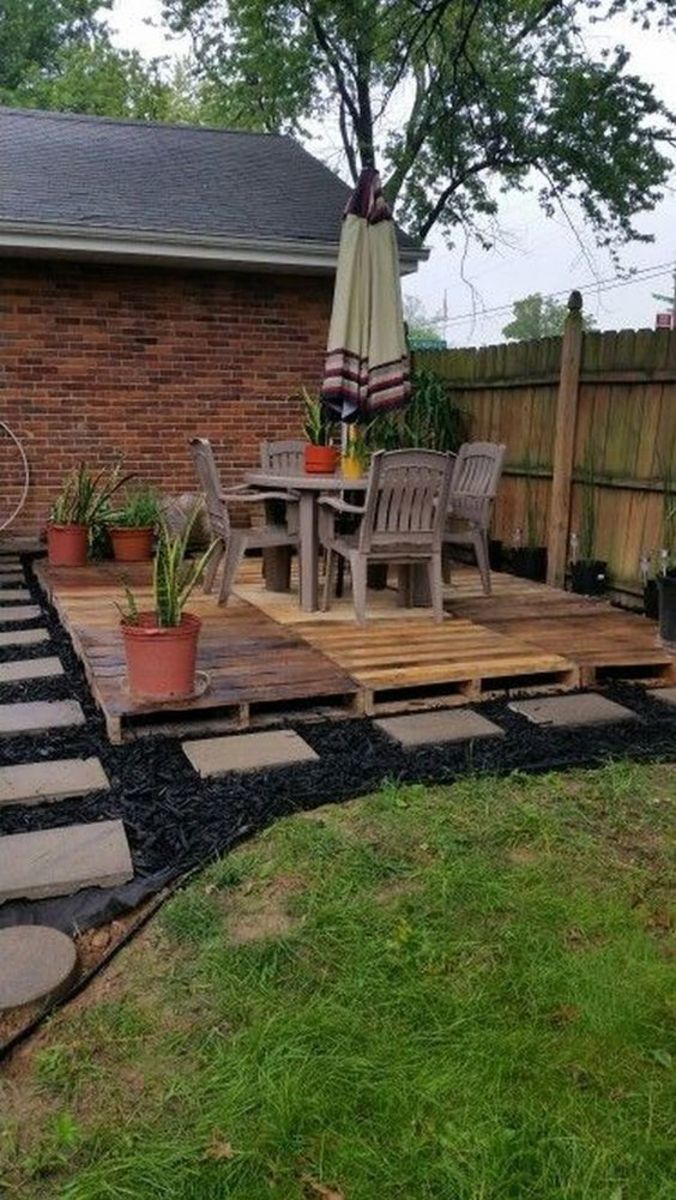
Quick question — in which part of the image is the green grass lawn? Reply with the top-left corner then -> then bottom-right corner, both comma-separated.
1,762 -> 674,1200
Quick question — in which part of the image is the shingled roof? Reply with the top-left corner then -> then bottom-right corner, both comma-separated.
0,107 -> 426,274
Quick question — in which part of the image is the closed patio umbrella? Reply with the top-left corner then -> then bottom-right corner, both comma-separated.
322,167 -> 411,424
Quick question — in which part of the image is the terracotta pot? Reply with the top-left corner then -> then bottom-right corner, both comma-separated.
122,611 -> 201,700
47,523 -> 88,567
341,454 -> 364,481
304,444 -> 338,475
110,526 -> 154,563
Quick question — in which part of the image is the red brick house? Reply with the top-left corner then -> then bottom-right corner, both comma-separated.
0,107 -> 425,535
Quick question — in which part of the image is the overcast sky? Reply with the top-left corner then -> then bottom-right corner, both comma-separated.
108,0 -> 675,345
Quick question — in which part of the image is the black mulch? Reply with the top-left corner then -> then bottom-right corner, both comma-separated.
0,557 -> 674,935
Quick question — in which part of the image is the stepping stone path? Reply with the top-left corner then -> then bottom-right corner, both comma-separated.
0,627 -> 49,647
0,588 -> 31,601
0,605 -> 41,622
0,574 -> 24,584
376,708 -> 505,747
0,656 -> 64,684
183,729 -> 318,777
647,687 -> 676,708
509,694 -> 634,727
0,819 -> 133,902
0,926 -> 78,1012
0,757 -> 109,807
0,699 -> 85,737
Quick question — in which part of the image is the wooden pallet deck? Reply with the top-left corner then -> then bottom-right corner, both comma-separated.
449,584 -> 676,687
32,558 -> 674,741
35,563 -> 360,743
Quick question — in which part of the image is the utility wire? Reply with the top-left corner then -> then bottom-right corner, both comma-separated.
428,261 -> 675,329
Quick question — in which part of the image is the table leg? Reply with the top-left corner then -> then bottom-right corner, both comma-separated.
298,491 -> 319,612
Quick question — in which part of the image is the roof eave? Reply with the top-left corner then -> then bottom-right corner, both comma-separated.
0,221 -> 428,276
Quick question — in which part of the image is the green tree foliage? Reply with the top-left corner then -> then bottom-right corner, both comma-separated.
161,0 -> 675,251
502,293 -> 597,340
0,0 -> 199,121
403,296 -> 447,349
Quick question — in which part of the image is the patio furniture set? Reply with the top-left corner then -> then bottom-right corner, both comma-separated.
190,438 -> 506,623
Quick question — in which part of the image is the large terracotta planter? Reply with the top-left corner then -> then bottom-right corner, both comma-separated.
47,523 -> 88,567
110,526 -> 154,563
122,612 -> 201,701
304,444 -> 338,475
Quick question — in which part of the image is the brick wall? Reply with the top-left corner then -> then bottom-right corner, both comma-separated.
0,258 -> 332,535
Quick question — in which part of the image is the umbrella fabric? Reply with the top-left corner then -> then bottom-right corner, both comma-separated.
322,168 -> 411,422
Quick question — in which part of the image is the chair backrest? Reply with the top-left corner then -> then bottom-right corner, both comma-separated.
358,450 -> 453,552
260,439 -> 305,475
189,437 -> 230,541
449,442 -> 506,527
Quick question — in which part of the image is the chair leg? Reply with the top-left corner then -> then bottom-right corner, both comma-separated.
351,554 -> 368,625
203,542 -> 224,594
442,543 -> 452,585
427,554 -> 444,623
321,548 -> 336,612
473,530 -> 492,596
335,555 -> 346,599
218,532 -> 246,605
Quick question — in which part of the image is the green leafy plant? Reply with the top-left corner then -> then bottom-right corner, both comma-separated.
367,368 -> 467,454
50,462 -> 133,526
342,425 -> 370,469
300,387 -> 334,446
108,485 -> 160,529
118,503 -> 218,628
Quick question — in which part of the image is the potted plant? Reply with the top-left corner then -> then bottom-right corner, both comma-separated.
48,463 -> 131,567
118,507 -> 217,701
107,485 -> 160,563
510,470 -> 547,581
642,462 -> 675,619
301,389 -> 337,474
341,424 -> 370,481
569,448 -> 607,595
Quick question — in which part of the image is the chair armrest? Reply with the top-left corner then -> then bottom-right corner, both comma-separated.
221,489 -> 300,504
318,496 -> 366,515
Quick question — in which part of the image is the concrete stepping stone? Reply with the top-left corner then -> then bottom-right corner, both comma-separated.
0,656 -> 64,684
0,757 -> 108,807
0,627 -> 49,648
0,699 -> 85,737
183,729 -> 318,777
0,574 -> 24,584
0,605 -> 41,623
647,687 -> 676,708
376,709 -> 505,747
0,926 -> 78,1011
0,819 -> 133,902
509,693 -> 634,727
0,588 -> 31,601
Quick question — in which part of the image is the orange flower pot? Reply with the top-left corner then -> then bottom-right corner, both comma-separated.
304,444 -> 338,475
47,523 -> 88,567
122,612 -> 201,700
110,526 -> 154,563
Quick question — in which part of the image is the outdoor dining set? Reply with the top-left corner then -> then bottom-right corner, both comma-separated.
190,438 -> 506,624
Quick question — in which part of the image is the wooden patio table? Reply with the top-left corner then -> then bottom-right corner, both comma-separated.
243,470 -> 367,613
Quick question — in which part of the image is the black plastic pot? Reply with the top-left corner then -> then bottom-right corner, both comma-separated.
643,579 -> 659,620
570,559 -> 607,596
511,546 -> 547,582
489,539 -> 503,571
658,574 -> 676,646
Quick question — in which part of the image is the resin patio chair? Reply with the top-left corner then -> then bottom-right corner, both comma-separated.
190,437 -> 299,604
260,439 -> 305,474
443,441 -> 506,595
318,449 -> 453,624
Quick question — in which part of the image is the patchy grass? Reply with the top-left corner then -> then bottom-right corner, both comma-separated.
1,761 -> 674,1200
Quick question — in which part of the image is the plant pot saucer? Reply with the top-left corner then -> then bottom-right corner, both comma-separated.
123,669 -> 211,705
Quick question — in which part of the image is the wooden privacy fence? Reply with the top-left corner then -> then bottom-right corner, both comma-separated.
418,299 -> 676,596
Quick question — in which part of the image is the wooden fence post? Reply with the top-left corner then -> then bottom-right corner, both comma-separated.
546,291 -> 584,587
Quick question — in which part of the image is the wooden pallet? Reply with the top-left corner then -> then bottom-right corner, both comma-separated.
449,585 -> 676,688
35,564 -> 360,743
294,616 -> 578,715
